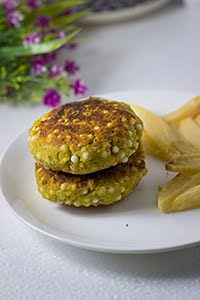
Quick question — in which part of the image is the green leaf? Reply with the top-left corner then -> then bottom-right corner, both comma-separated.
24,0 -> 89,25
0,28 -> 26,43
51,10 -> 89,27
33,0 -> 87,16
61,24 -> 77,31
0,28 -> 81,57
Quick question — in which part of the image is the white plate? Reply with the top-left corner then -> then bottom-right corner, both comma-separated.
1,90 -> 200,254
81,0 -> 172,24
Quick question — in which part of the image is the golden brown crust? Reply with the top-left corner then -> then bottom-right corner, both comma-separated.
29,97 -> 143,174
31,97 -> 140,148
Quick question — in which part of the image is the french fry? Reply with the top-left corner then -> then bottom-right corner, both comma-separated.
130,104 -> 179,161
172,185 -> 200,212
167,121 -> 197,154
142,131 -> 179,161
178,117 -> 200,150
158,173 -> 200,212
172,138 -> 198,155
141,131 -> 157,156
194,115 -> 200,127
163,96 -> 200,125
166,153 -> 200,173
130,100 -> 200,213
164,107 -> 198,154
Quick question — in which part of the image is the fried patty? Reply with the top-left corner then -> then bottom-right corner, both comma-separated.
35,145 -> 147,207
29,97 -> 143,174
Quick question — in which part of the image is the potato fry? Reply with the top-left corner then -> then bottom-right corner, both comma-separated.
166,153 -> 200,173
172,185 -> 200,212
166,121 -> 197,155
130,104 -> 178,161
130,100 -> 200,212
163,96 -> 200,125
194,115 -> 200,127
142,131 -> 179,161
141,131 -> 157,155
158,173 -> 200,212
178,117 -> 200,150
172,138 -> 198,155
164,108 -> 198,154
130,99 -> 200,213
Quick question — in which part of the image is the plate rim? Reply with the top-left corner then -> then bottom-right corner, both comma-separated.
81,0 -> 172,24
1,89 -> 199,254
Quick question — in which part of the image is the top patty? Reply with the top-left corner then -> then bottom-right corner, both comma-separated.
29,97 -> 143,174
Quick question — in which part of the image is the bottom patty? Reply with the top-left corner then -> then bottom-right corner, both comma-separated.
35,146 -> 147,207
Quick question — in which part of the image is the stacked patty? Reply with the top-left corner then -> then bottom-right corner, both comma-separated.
29,97 -> 147,207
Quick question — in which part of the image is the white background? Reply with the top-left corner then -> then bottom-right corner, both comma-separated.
1,2 -> 200,300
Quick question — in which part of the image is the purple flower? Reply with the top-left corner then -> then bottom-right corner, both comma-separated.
43,89 -> 61,107
36,14 -> 51,27
31,63 -> 46,75
43,52 -> 57,64
49,65 -> 64,78
61,7 -> 76,16
65,60 -> 79,76
70,79 -> 88,96
32,55 -> 47,65
27,0 -> 41,9
56,31 -> 66,39
31,56 -> 47,74
7,10 -> 24,27
5,86 -> 13,95
23,32 -> 41,46
3,0 -> 18,10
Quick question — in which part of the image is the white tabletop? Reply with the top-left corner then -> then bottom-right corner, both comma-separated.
1,3 -> 200,300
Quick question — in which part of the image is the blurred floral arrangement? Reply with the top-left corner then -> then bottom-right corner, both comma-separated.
0,0 -> 89,107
